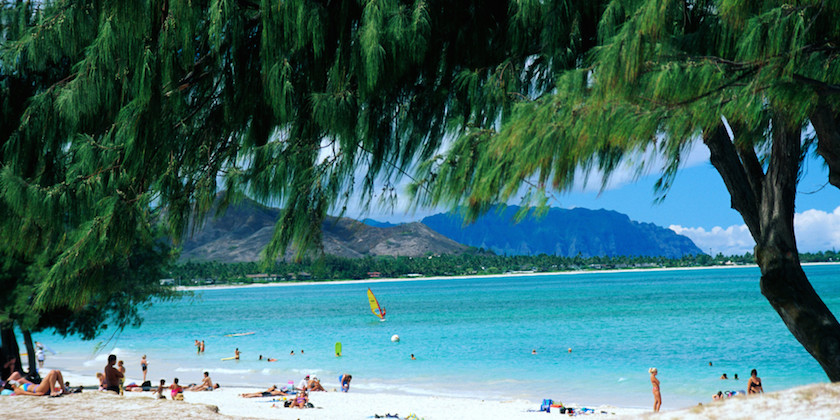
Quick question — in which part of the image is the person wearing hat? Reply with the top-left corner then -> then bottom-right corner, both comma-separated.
308,375 -> 325,392
298,375 -> 310,391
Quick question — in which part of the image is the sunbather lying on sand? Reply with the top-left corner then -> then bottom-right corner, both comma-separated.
239,385 -> 288,398
8,370 -> 68,396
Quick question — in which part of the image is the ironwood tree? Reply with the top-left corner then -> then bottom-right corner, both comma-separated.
412,1 -> 840,380
1,0 -> 838,382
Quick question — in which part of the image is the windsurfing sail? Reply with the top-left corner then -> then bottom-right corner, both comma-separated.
367,288 -> 386,319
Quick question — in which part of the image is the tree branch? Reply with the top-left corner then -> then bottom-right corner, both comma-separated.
703,124 -> 762,239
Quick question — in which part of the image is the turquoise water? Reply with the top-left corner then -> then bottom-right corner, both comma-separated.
27,264 -> 840,409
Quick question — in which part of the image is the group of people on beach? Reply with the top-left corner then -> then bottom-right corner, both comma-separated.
97,353 -> 219,398
238,373 -> 350,409
649,366 -> 765,412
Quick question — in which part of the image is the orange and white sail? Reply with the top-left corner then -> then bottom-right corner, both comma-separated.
367,288 -> 386,319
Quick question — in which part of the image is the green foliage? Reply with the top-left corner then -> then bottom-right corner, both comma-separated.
169,250 -> 840,285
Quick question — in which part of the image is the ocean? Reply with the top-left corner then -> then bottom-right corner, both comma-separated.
23,264 -> 840,409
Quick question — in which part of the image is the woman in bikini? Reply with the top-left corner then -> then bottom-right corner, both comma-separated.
292,388 -> 308,408
747,369 -> 763,394
9,370 -> 68,396
649,367 -> 661,412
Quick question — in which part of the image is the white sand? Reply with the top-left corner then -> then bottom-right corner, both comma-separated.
5,379 -> 840,419
1,373 -> 641,419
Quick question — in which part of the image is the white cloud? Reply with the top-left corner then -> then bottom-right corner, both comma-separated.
670,206 -> 840,255
669,224 -> 754,256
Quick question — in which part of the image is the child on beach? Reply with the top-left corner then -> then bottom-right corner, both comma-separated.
154,379 -> 166,399
117,360 -> 126,395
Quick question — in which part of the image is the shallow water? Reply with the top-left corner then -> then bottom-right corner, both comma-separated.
27,264 -> 840,409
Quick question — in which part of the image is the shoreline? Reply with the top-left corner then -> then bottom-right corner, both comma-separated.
176,261 -> 840,292
3,371 -> 839,419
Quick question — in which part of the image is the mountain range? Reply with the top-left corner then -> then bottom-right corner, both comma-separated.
178,198 -> 702,262
420,206 -> 703,258
179,198 -> 467,262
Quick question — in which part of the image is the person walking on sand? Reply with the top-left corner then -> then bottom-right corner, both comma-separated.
103,354 -> 123,394
747,369 -> 763,394
35,343 -> 45,369
141,355 -> 149,382
649,367 -> 661,412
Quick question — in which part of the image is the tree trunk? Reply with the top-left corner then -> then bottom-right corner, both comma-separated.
705,117 -> 840,381
757,246 -> 840,380
22,330 -> 40,382
0,326 -> 23,380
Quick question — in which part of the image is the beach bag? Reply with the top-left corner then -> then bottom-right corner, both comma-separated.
306,402 -> 314,408
284,400 -> 292,407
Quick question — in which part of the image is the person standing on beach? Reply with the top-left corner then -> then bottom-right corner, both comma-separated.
103,354 -> 123,394
141,355 -> 148,382
747,369 -> 763,394
117,360 -> 126,395
649,367 -> 661,412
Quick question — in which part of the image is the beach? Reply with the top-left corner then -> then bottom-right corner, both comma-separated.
3,377 -> 839,419
5,264 -> 840,417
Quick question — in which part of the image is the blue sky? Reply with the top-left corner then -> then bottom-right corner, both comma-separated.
347,145 -> 840,256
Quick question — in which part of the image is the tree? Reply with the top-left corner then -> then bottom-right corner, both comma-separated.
3,0 -> 837,382
412,1 -> 840,380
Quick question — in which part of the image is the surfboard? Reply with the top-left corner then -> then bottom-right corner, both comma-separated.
220,356 -> 237,361
224,332 -> 255,337
335,342 -> 342,356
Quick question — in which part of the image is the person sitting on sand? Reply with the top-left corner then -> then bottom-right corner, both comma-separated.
103,354 -> 123,394
339,374 -> 352,392
239,385 -> 288,398
154,379 -> 166,399
747,369 -> 763,394
291,388 -> 309,408
170,377 -> 184,398
8,369 -> 68,396
308,375 -> 325,392
187,372 -> 214,391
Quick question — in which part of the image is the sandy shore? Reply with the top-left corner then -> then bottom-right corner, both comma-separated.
2,381 -> 838,419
